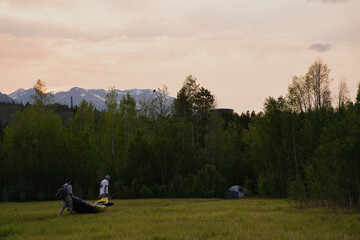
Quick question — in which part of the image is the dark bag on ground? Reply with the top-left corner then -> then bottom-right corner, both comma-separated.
55,184 -> 68,200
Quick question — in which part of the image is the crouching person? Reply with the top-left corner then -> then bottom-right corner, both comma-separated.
58,178 -> 73,216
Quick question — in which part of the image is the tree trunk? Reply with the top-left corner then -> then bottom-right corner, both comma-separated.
291,118 -> 299,175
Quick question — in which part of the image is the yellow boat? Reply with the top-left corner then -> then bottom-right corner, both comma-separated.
72,196 -> 113,213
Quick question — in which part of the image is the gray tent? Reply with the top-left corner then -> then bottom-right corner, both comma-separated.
225,185 -> 245,198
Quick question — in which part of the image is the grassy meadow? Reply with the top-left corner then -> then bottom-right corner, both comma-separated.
0,198 -> 359,240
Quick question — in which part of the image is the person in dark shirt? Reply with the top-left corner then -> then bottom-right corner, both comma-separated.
58,178 -> 73,216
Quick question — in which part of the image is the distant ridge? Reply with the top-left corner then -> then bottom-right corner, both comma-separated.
7,87 -> 173,110
0,92 -> 14,103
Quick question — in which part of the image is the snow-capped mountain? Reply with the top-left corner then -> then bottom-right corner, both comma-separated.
8,87 -> 173,110
8,88 -> 35,104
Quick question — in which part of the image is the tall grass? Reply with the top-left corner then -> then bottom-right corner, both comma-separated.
0,199 -> 359,239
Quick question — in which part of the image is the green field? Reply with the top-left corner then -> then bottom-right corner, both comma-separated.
0,198 -> 359,240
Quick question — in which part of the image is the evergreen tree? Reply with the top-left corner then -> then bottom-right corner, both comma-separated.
2,104 -> 64,200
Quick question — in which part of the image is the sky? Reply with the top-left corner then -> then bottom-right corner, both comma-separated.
0,0 -> 359,114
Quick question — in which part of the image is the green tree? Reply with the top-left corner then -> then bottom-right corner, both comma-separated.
2,104 -> 64,200
123,129 -> 153,195
173,75 -> 215,148
355,82 -> 360,105
194,87 -> 215,118
71,100 -> 95,134
153,85 -> 171,120
100,87 -> 120,178
119,92 -> 137,151
192,164 -> 224,197
305,106 -> 360,209
243,97 -> 296,197
214,120 -> 251,188
336,78 -> 350,108
287,75 -> 313,112
116,93 -> 138,188
287,59 -> 332,111
172,75 -> 198,120
66,99 -> 98,199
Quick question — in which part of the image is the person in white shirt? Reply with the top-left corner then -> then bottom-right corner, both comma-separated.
99,175 -> 110,199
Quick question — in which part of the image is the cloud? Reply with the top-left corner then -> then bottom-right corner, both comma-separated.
308,0 -> 350,4
0,17 -> 103,40
309,43 -> 332,52
323,0 -> 350,2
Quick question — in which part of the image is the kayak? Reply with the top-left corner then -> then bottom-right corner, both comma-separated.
72,196 -> 113,213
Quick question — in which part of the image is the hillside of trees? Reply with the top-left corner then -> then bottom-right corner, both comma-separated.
0,60 -> 359,210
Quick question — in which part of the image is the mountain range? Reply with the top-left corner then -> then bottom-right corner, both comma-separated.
0,92 -> 14,103
1,87 -> 174,110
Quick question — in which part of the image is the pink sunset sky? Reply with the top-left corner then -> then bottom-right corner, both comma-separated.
1,0 -> 359,113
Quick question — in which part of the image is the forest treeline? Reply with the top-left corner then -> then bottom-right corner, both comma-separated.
0,59 -> 359,210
